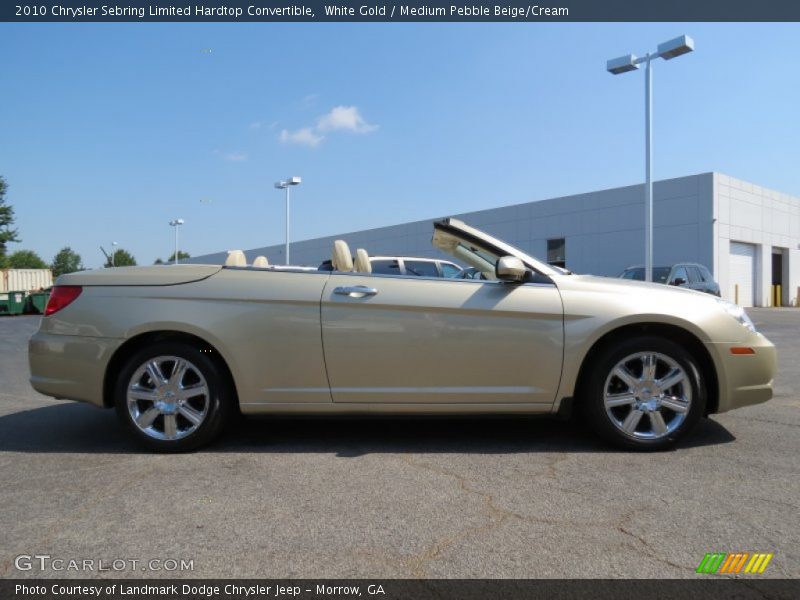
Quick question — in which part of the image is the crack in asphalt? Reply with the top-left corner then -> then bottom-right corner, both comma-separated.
614,522 -> 691,573
0,459 -> 157,577
747,417 -> 800,428
397,456 -> 591,574
733,495 -> 800,512
394,455 -> 703,577
397,455 -> 522,577
541,454 -> 570,481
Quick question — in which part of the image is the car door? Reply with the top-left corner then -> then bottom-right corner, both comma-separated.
320,273 -> 564,406
698,265 -> 720,295
439,262 -> 463,278
684,266 -> 705,292
171,268 -> 333,407
670,265 -> 690,289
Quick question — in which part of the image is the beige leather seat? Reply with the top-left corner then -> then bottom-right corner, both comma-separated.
225,250 -> 247,267
355,248 -> 372,274
252,256 -> 269,268
332,240 -> 353,272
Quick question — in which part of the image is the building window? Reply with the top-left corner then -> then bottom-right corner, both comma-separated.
547,238 -> 566,268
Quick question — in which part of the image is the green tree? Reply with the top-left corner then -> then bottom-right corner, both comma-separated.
105,248 -> 136,267
51,247 -> 83,277
8,249 -> 47,269
168,250 -> 191,262
0,176 -> 21,260
155,251 -> 190,265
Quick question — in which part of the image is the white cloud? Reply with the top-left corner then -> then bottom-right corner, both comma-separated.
279,127 -> 324,148
277,105 -> 377,149
222,152 -> 247,161
302,93 -> 319,107
249,121 -> 263,130
317,105 -> 377,134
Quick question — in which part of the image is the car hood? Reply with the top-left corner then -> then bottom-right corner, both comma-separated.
554,272 -> 722,314
57,265 -> 222,286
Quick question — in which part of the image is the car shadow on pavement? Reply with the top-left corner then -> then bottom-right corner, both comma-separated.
0,402 -> 736,455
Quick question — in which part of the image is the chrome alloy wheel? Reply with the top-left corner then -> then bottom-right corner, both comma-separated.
126,356 -> 210,441
603,351 -> 692,440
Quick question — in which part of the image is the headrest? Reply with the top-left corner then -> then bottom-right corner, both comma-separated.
332,240 -> 353,272
355,248 -> 372,273
225,250 -> 247,267
252,256 -> 269,268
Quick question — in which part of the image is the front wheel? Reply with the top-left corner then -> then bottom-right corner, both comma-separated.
114,342 -> 231,452
581,336 -> 706,451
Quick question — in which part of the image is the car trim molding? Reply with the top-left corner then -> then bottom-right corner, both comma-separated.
264,385 -> 543,394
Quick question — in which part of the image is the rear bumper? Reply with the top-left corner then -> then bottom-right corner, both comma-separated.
28,331 -> 122,408
706,333 -> 777,413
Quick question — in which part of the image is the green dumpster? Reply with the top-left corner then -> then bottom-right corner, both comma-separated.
5,290 -> 27,315
0,293 -> 9,315
26,290 -> 51,314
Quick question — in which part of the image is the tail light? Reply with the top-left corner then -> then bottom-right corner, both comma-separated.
44,286 -> 83,316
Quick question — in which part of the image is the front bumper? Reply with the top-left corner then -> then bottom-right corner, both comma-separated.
29,331 -> 122,408
706,333 -> 777,413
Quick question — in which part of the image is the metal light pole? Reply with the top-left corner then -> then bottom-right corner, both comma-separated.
274,177 -> 302,265
169,219 -> 184,264
111,241 -> 118,267
607,35 -> 694,282
645,53 -> 653,285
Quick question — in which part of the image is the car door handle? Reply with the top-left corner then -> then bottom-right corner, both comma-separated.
333,286 -> 379,298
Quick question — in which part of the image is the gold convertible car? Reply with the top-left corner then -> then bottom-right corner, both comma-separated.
29,219 -> 776,452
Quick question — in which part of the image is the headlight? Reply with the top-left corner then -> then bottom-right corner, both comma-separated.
716,298 -> 757,332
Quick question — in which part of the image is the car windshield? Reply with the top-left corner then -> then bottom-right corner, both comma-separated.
621,267 -> 671,284
432,219 -> 565,279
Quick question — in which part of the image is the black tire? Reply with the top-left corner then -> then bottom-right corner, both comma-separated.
580,335 -> 706,451
114,342 -> 231,452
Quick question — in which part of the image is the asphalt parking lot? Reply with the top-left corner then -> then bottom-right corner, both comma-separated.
1,310 -> 798,579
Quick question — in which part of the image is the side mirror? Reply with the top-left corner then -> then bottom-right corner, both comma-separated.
496,256 -> 528,282
671,277 -> 686,286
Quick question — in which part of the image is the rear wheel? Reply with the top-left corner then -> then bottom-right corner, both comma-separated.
581,336 -> 705,450
114,342 -> 231,452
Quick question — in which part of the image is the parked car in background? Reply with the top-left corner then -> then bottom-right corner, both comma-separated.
320,256 -> 463,278
458,266 -> 488,280
620,264 -> 721,296
371,256 -> 463,278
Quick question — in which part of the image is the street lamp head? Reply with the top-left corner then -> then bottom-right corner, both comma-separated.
169,219 -> 184,226
606,54 -> 640,75
275,177 -> 302,189
657,35 -> 694,60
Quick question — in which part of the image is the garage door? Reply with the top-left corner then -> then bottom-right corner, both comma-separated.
729,242 -> 756,307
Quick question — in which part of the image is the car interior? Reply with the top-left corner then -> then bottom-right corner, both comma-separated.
326,237 -> 498,280
221,220 -> 544,283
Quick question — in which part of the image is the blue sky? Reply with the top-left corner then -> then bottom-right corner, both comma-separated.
1,22 -> 798,268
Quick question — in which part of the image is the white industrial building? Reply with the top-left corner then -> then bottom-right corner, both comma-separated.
191,172 -> 800,307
